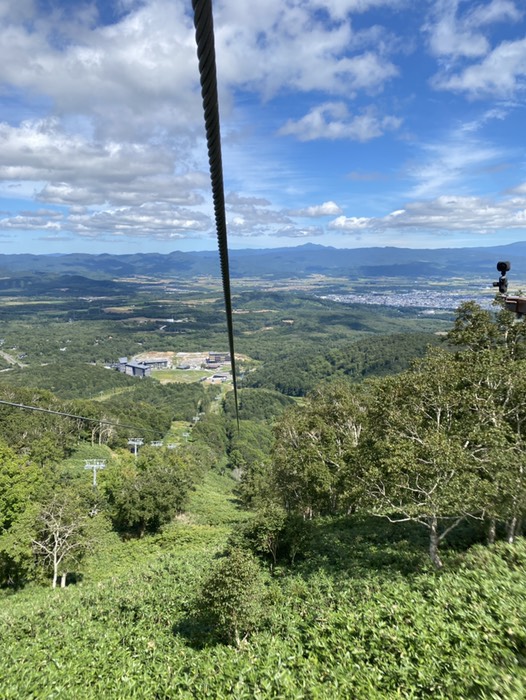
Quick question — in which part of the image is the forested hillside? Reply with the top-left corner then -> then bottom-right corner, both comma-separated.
1,297 -> 525,698
243,331 -> 441,395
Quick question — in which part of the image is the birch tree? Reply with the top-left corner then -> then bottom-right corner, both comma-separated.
363,349 -> 483,568
32,494 -> 88,588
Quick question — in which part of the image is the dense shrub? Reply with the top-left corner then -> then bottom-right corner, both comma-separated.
191,547 -> 269,646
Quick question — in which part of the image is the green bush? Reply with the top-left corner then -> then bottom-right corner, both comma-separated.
192,547 -> 269,646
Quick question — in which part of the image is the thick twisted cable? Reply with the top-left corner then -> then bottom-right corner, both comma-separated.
192,0 -> 239,427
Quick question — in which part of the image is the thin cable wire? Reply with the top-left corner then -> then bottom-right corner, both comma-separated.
0,399 -> 160,437
192,0 -> 240,428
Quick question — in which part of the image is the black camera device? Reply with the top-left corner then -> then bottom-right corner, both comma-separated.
494,261 -> 510,294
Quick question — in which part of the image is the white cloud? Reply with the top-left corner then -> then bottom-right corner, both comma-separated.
425,2 -> 489,59
225,195 -> 342,236
329,192 -> 526,234
0,119 -> 208,207
227,204 -> 292,236
509,182 -> 526,195
0,119 -> 168,181
215,3 -> 398,98
434,37 -> 526,97
0,1 -> 201,141
425,1 -> 526,98
0,0 -> 35,22
37,173 -> 207,208
307,0 -> 406,19
288,201 -> 343,217
330,216 -> 372,230
0,0 -> 399,134
425,0 -> 521,60
466,0 -> 522,27
68,204 -> 210,237
1,214 -> 62,231
279,103 -> 402,142
0,203 -> 212,240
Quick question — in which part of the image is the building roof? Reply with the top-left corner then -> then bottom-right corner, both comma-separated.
126,361 -> 148,370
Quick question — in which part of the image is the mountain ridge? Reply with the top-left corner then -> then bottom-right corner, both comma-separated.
1,242 -> 525,280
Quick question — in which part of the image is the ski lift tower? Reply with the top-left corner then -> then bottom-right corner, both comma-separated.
84,459 -> 106,489
128,437 -> 144,457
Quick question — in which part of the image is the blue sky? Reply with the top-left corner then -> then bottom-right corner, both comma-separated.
1,0 -> 526,254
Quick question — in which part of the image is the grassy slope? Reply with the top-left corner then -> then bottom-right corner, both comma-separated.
1,473 -> 526,699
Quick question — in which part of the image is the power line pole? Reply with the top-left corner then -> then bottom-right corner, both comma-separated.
84,460 -> 106,489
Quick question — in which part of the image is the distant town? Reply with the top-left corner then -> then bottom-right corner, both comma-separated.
319,289 -> 495,311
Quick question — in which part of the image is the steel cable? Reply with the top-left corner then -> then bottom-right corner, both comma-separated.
192,0 -> 240,428
0,399 -> 160,437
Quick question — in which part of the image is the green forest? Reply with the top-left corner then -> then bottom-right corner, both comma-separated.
1,281 -> 525,698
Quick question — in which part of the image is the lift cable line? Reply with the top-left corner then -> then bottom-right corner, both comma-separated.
192,0 -> 240,428
0,399 -> 161,438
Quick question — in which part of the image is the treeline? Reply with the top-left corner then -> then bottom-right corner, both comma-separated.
237,302 -> 526,568
0,379 -> 294,591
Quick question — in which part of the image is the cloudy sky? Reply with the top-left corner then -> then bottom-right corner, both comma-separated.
1,0 -> 526,254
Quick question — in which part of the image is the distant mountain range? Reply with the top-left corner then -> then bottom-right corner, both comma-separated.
1,242 -> 525,281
